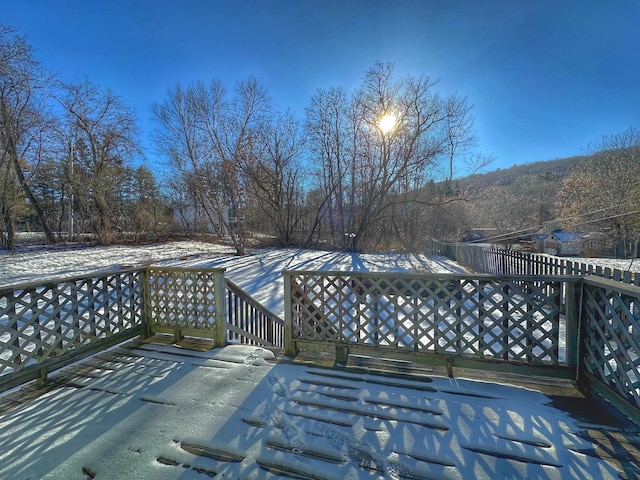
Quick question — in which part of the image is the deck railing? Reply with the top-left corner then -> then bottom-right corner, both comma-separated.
283,271 -> 580,377
580,276 -> 640,419
143,266 -> 227,344
0,266 -> 283,392
0,269 -> 144,391
283,270 -> 640,420
441,242 -> 640,285
2,265 -> 639,421
226,279 -> 284,348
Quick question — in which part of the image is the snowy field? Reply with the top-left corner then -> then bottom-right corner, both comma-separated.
550,255 -> 640,272
0,242 -> 468,318
0,241 -> 236,286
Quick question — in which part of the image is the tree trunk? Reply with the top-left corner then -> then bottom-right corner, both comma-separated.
8,140 -> 56,245
1,204 -> 16,250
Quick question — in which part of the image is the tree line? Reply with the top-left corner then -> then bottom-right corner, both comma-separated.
459,127 -> 640,258
152,63 -> 487,254
0,25 -> 168,249
3,24 -> 637,257
1,24 -> 484,253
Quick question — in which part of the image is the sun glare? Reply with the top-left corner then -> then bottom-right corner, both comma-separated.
377,113 -> 397,134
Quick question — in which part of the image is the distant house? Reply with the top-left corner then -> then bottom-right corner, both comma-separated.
543,230 -> 585,256
522,230 -> 586,256
525,233 -> 548,253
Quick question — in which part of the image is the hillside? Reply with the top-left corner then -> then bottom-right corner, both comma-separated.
455,155 -> 585,190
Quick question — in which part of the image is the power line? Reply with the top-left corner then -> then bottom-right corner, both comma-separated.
473,208 -> 640,244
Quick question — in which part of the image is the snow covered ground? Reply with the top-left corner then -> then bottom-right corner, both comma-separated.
0,241 -> 236,286
551,255 -> 640,272
0,242 -> 467,318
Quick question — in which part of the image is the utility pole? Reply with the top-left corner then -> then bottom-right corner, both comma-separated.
68,139 -> 74,241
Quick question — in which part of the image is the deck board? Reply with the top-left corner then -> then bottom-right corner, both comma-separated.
1,340 -> 639,479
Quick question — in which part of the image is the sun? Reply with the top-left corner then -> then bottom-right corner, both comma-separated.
377,113 -> 397,134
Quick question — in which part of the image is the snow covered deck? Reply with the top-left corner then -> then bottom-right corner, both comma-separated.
2,244 -> 640,478
1,340 -> 638,480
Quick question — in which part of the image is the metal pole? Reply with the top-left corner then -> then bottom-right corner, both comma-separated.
68,140 -> 74,241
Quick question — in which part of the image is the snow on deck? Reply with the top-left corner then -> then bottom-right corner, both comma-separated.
0,343 -> 624,479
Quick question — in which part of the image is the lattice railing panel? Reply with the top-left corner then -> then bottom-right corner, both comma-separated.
0,270 -> 142,378
581,280 -> 640,409
146,268 -> 220,330
288,273 -> 565,364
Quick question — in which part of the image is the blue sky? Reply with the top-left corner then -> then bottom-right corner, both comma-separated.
4,0 -> 639,175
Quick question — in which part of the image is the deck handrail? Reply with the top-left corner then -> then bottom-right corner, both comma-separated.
283,269 -> 640,422
0,266 -> 286,393
3,265 -> 640,423
440,242 -> 640,285
283,271 -> 580,370
225,279 -> 284,347
0,268 -> 144,392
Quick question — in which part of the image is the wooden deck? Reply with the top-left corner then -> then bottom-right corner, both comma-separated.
1,338 -> 639,479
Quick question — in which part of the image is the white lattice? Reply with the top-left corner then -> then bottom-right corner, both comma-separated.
147,269 -> 218,329
289,273 -> 564,364
581,282 -> 640,409
0,271 -> 142,377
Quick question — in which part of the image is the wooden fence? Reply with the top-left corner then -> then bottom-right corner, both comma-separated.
439,242 -> 640,285
0,269 -> 144,391
144,267 -> 284,348
144,267 -> 227,344
2,264 -> 640,421
283,271 -> 580,377
580,276 -> 640,420
226,279 -> 284,348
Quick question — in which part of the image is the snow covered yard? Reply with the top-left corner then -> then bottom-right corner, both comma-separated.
0,343 -> 624,479
0,242 -> 464,286
0,241 -> 237,286
0,242 -> 467,318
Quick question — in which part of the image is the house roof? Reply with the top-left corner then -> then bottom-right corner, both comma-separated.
0,341 -> 635,479
551,231 -> 585,242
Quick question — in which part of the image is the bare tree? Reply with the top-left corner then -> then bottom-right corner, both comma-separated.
0,24 -> 56,249
556,127 -> 640,257
153,78 -> 270,254
305,86 -> 351,247
443,95 -> 477,182
306,62 -> 476,251
241,110 -> 308,245
58,80 -> 140,245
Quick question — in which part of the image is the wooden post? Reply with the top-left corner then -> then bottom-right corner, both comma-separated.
213,270 -> 227,347
413,295 -> 419,352
478,280 -> 487,355
335,345 -> 348,364
565,280 -> 581,375
71,281 -> 82,347
53,285 -> 65,356
502,282 -> 510,361
9,293 -> 22,366
173,327 -> 183,343
283,272 -> 295,356
140,268 -> 152,338
523,280 -> 533,363
37,366 -> 48,386
454,280 -> 463,353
